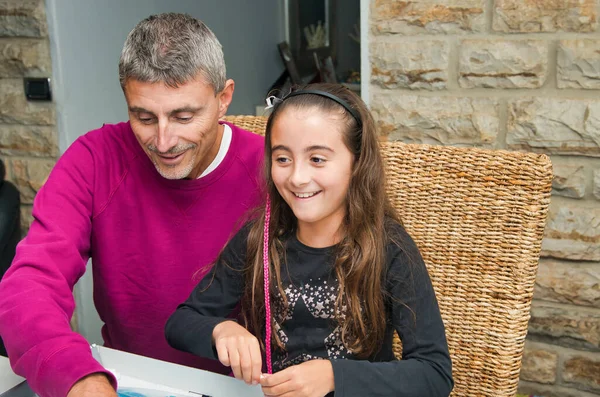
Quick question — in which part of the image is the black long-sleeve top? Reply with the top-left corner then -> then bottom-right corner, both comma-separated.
166,223 -> 453,397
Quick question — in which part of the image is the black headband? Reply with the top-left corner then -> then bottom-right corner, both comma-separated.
283,89 -> 362,127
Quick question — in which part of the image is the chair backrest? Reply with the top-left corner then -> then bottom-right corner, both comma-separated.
222,115 -> 553,397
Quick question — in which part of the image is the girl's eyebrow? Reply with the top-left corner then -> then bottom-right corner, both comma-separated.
271,144 -> 333,153
305,145 -> 333,152
271,144 -> 290,152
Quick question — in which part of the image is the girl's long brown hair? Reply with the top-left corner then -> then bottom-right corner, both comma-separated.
241,83 -> 401,358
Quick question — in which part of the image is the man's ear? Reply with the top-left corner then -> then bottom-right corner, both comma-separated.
217,79 -> 235,118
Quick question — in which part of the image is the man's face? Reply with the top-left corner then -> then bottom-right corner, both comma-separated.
124,75 -> 234,179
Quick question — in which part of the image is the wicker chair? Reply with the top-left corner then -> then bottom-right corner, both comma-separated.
222,115 -> 553,397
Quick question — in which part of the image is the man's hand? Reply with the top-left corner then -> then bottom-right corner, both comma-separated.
260,359 -> 334,397
67,373 -> 117,397
212,320 -> 262,385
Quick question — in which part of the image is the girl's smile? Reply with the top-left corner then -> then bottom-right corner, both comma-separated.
293,191 -> 321,199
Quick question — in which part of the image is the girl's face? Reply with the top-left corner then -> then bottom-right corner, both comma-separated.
270,107 -> 354,240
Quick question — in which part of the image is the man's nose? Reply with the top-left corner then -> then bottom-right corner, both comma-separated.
155,119 -> 178,153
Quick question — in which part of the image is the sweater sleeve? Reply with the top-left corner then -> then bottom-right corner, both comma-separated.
165,225 -> 249,360
0,138 -> 117,397
330,226 -> 454,397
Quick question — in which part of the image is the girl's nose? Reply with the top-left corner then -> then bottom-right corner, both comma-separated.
290,163 -> 311,186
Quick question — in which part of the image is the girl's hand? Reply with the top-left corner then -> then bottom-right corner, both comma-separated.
260,359 -> 334,397
212,320 -> 262,385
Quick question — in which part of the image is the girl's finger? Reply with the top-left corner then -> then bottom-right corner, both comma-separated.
228,346 -> 242,380
260,369 -> 290,387
248,338 -> 262,384
215,341 -> 230,367
238,342 -> 253,384
261,379 -> 295,397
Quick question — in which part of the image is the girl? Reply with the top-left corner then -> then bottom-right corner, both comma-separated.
165,83 -> 453,397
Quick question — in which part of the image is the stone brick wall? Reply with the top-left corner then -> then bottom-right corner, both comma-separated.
0,0 -> 57,235
369,1 -> 600,396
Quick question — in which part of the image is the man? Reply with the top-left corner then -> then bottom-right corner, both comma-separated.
0,13 -> 264,397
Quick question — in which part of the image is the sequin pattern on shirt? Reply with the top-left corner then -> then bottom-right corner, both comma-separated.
271,277 -> 353,371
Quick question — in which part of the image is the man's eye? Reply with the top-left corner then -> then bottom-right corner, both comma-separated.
176,117 -> 192,122
139,118 -> 155,123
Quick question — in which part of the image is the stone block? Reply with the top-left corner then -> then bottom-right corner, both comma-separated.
507,98 -> 600,157
493,0 -> 597,33
371,94 -> 499,146
562,355 -> 600,393
551,164 -> 585,199
535,260 -> 600,307
0,125 -> 58,157
520,342 -> 557,384
518,380 -> 600,397
0,38 -> 51,77
0,79 -> 55,125
371,40 -> 449,90
0,0 -> 47,37
528,302 -> 600,352
371,0 -> 486,35
10,157 -> 55,204
541,204 -> 600,261
459,39 -> 548,89
558,40 -> 600,90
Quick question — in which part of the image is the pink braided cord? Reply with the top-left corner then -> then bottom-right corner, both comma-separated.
263,196 -> 273,374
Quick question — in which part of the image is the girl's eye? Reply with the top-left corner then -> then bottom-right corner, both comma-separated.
311,157 -> 326,164
275,157 -> 290,164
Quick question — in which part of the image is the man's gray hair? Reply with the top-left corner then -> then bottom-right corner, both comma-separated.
119,13 -> 226,93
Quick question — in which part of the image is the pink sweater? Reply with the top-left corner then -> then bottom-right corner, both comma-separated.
0,121 -> 264,397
